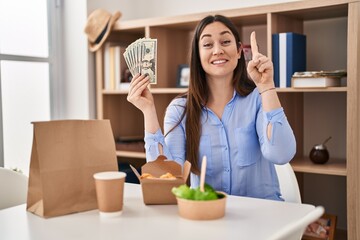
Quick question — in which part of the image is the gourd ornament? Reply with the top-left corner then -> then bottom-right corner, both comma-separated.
309,137 -> 331,164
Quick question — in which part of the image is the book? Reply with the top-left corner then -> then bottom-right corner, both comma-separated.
103,43 -> 110,90
109,46 -> 116,90
291,70 -> 346,88
104,45 -> 127,90
291,76 -> 341,88
114,46 -> 121,90
272,32 -> 306,88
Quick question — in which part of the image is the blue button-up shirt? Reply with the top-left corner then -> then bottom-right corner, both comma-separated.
144,89 -> 296,201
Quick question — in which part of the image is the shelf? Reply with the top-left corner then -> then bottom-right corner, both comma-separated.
276,87 -> 347,93
103,89 -> 128,94
291,157 -> 346,176
116,150 -> 146,159
150,88 -> 187,94
103,88 -> 187,95
116,151 -> 146,159
116,151 -> 347,176
103,87 -> 346,95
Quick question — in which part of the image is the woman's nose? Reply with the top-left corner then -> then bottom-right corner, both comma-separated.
213,43 -> 224,55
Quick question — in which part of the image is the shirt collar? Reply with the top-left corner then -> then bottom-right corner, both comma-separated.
228,90 -> 237,105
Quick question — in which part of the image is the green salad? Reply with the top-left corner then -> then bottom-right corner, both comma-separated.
172,184 -> 224,201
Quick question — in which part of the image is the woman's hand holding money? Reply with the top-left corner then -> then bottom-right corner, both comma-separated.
127,73 -> 160,133
127,73 -> 152,111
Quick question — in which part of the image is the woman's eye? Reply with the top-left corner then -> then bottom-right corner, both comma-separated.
222,40 -> 231,45
203,43 -> 213,48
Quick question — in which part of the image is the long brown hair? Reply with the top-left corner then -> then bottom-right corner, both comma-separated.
166,15 -> 256,174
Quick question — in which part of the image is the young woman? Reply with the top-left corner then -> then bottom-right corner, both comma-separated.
127,15 -> 296,201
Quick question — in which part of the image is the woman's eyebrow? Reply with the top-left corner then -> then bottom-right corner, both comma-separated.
200,30 -> 232,40
200,34 -> 211,40
220,30 -> 232,36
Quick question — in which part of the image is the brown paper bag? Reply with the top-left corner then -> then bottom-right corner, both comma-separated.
26,120 -> 118,218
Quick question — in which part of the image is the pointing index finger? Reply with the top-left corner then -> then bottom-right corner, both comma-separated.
250,31 -> 259,55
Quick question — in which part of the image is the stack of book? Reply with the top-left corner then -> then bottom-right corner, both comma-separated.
272,32 -> 306,88
103,43 -> 132,91
291,70 -> 347,88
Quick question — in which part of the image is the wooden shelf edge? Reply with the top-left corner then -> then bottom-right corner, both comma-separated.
276,87 -> 347,93
115,152 -> 347,176
150,88 -> 188,94
103,88 -> 187,95
116,151 -> 146,159
103,87 -> 346,95
103,89 -> 128,94
291,157 -> 346,176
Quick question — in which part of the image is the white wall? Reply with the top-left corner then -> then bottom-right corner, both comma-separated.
62,0 -> 93,119
87,0 -> 300,20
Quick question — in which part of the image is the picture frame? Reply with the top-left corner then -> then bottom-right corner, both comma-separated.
302,213 -> 337,240
242,44 -> 252,64
177,64 -> 190,88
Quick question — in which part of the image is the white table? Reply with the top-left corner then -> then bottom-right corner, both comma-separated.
0,183 -> 314,240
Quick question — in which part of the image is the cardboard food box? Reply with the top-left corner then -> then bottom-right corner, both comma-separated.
130,155 -> 191,205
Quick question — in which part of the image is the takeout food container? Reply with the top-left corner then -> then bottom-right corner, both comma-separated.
130,155 -> 191,205
175,192 -> 227,220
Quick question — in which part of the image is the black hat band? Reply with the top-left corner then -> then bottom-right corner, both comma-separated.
95,22 -> 109,44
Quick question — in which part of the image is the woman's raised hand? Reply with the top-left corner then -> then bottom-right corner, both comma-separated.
127,73 -> 154,113
246,31 -> 274,88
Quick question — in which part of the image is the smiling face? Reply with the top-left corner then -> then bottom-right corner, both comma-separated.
198,21 -> 241,80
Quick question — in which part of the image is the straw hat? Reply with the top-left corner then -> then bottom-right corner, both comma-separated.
84,9 -> 121,52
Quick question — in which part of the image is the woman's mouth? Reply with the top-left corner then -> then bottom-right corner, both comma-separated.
211,59 -> 227,65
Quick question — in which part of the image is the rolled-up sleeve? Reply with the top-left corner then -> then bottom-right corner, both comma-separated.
144,98 -> 186,165
144,129 -> 167,161
258,107 -> 296,164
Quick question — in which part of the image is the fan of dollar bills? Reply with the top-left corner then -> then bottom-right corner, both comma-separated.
123,38 -> 157,84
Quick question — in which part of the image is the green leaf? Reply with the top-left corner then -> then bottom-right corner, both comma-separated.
172,183 -> 219,201
171,184 -> 194,200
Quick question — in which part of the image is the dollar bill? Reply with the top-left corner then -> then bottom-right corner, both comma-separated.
123,38 -> 157,84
